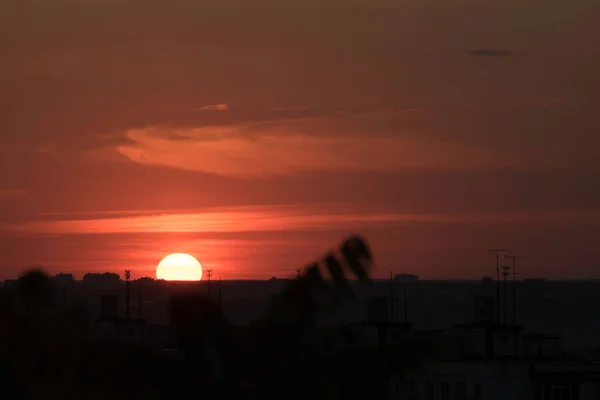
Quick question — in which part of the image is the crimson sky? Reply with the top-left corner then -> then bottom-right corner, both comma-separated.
1,0 -> 599,280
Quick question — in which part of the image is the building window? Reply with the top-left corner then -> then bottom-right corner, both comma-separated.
474,384 -> 482,400
456,381 -> 467,399
551,385 -> 572,400
441,382 -> 451,400
426,382 -> 434,400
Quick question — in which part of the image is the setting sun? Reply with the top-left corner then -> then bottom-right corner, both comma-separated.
156,253 -> 203,281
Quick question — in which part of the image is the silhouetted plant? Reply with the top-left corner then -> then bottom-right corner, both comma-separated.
167,234 -> 381,399
0,234 -> 424,399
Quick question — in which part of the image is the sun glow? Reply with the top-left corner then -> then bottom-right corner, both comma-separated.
156,253 -> 203,281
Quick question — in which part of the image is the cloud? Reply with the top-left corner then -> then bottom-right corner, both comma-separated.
5,204 -> 598,235
467,49 -> 514,57
114,111 -> 552,177
193,104 -> 229,111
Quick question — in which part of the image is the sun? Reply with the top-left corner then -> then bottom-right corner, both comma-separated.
156,253 -> 203,281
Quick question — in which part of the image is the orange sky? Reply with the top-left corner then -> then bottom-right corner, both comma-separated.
1,0 -> 600,279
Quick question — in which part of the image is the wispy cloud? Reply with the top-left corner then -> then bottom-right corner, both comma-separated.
114,117 -> 544,177
4,206 -> 597,235
268,106 -> 314,112
36,147 -> 55,155
193,104 -> 229,111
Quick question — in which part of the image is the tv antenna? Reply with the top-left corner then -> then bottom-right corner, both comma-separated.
501,265 -> 511,325
206,269 -> 213,298
505,254 -> 526,325
488,249 -> 508,324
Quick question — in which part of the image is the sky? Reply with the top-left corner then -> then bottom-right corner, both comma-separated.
1,0 -> 600,280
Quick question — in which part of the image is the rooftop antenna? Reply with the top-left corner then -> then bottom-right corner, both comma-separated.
489,249 -> 509,324
501,265 -> 511,325
505,255 -> 526,325
125,270 -> 131,320
206,269 -> 213,299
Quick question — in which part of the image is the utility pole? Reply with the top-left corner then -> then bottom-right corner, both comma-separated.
206,269 -> 213,299
505,255 -> 526,325
501,265 -> 510,325
125,270 -> 131,320
489,249 -> 509,324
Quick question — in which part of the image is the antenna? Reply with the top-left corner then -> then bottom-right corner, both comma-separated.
501,265 -> 510,325
296,268 -> 302,278
206,269 -> 213,298
505,255 -> 527,325
488,249 -> 509,324
125,270 -> 131,320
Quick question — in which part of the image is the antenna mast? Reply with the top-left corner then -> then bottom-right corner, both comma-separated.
206,269 -> 213,299
505,255 -> 526,325
125,270 -> 131,320
501,265 -> 510,325
489,249 -> 508,324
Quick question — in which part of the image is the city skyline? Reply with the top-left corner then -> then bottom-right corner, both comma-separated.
2,0 -> 599,280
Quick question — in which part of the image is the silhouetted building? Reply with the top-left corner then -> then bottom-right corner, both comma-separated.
100,294 -> 119,320
52,273 -> 74,285
482,276 -> 495,285
394,274 -> 419,282
367,296 -> 389,324
83,272 -> 120,290
474,295 -> 497,324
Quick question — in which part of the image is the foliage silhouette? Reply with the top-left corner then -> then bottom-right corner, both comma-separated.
0,234 -> 422,399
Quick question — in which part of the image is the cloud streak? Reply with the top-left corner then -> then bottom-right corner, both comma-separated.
193,104 -> 229,111
114,116 -> 549,177
4,205 -> 598,235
